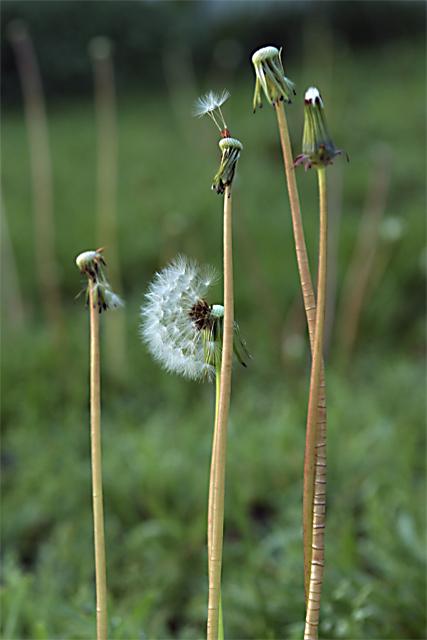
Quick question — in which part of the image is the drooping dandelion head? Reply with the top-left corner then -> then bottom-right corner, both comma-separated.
212,137 -> 243,195
140,256 -> 251,382
252,46 -> 296,112
292,87 -> 349,171
75,248 -> 124,313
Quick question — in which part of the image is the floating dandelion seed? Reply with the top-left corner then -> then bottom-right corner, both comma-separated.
140,255 -> 251,381
192,89 -> 231,137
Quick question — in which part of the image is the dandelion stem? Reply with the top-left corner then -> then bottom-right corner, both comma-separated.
89,282 -> 108,640
208,363 -> 221,560
303,167 -> 327,640
275,101 -> 327,603
208,361 -> 224,640
207,186 -> 234,640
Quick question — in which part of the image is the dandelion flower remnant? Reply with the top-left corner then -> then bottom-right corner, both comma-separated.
75,248 -> 124,312
192,89 -> 243,194
140,255 -> 250,382
212,137 -> 243,195
292,87 -> 349,170
252,46 -> 296,112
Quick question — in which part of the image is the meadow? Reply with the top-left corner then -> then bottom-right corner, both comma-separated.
1,35 -> 426,639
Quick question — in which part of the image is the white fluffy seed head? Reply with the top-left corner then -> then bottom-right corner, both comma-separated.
140,255 -> 220,382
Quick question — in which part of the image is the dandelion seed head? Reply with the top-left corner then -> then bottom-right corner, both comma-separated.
140,255 -> 220,382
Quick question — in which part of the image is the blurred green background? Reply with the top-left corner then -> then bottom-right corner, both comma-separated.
1,1 -> 426,639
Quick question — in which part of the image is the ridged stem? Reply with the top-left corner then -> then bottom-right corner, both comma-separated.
303,167 -> 327,640
208,362 -> 224,639
207,186 -> 234,640
275,101 -> 327,602
89,283 -> 108,640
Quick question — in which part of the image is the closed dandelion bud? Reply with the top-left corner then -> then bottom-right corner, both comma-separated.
252,46 -> 296,112
75,248 -> 124,312
140,255 -> 251,382
212,137 -> 243,195
292,87 -> 349,170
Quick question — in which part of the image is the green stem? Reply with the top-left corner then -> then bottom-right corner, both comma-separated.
89,282 -> 108,640
275,101 -> 327,601
303,167 -> 327,640
207,186 -> 234,640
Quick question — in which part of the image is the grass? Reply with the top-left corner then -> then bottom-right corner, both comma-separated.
1,38 -> 426,639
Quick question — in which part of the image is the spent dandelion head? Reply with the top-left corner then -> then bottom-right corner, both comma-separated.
292,87 -> 349,171
212,137 -> 243,195
75,248 -> 124,313
192,89 -> 231,137
252,45 -> 296,112
140,255 -> 251,382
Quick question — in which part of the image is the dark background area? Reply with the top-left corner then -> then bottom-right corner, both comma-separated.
2,0 -> 425,101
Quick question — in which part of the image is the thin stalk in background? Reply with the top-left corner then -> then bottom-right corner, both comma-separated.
337,147 -> 392,368
207,185 -> 234,640
1,197 -> 25,329
8,20 -> 63,344
89,36 -> 127,379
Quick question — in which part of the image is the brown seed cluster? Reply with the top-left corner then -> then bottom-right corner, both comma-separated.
188,299 -> 212,331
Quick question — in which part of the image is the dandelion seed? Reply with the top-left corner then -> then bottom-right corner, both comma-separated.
192,89 -> 231,137
140,255 -> 251,381
192,89 -> 230,117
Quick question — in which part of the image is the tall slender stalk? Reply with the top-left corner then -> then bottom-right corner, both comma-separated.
208,360 -> 224,640
8,20 -> 63,343
275,101 -> 327,599
89,283 -> 108,640
207,186 -> 234,640
303,167 -> 327,640
89,37 -> 126,379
